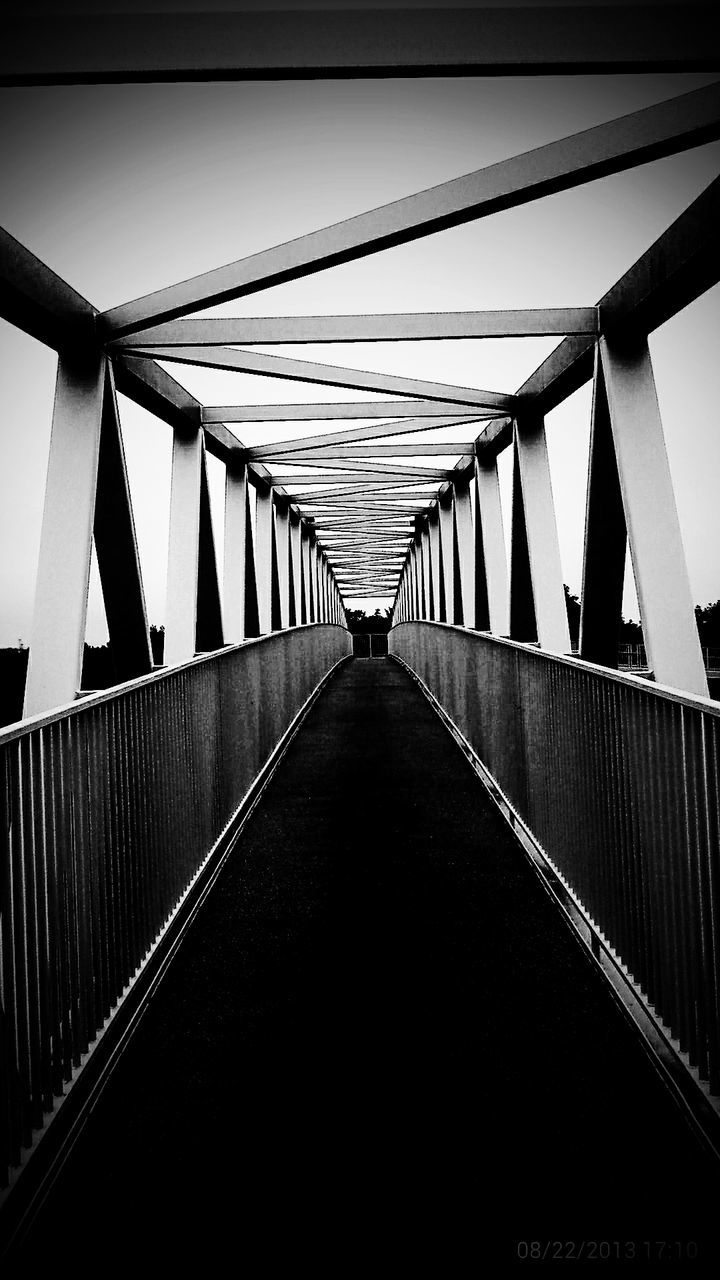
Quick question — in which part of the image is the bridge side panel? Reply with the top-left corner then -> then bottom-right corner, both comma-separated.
389,620 -> 720,1100
1,624 -> 352,1189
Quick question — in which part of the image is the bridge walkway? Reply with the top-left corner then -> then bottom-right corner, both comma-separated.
10,658 -> 719,1268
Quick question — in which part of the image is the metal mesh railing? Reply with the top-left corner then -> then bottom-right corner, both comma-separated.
0,625 -> 350,1186
390,621 -> 720,1095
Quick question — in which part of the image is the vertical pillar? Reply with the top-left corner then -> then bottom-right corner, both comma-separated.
514,412 -> 571,654
428,508 -> 443,621
454,477 -> 475,628
302,524 -> 313,622
509,438 -> 536,642
475,457 -> 509,635
93,363 -> 153,682
165,422 -> 203,666
24,352 -> 106,715
315,546 -> 324,621
438,491 -> 455,624
410,537 -> 421,618
579,350 -> 626,667
275,498 -> 291,629
600,333 -> 707,695
420,532 -> 430,618
196,446 -> 224,652
290,510 -> 302,627
224,455 -> 248,643
254,484 -> 275,634
417,522 -> 427,622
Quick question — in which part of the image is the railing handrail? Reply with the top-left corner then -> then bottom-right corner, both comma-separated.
390,619 -> 720,717
0,622 -> 351,745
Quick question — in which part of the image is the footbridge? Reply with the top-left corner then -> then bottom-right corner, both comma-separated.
2,2 -> 720,1265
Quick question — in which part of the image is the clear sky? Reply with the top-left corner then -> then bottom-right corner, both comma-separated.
1,65 -> 719,643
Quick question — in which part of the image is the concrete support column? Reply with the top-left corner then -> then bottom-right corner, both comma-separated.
24,352 -> 106,715
223,457 -> 248,643
417,522 -> 427,616
438,492 -> 455,623
301,525 -> 313,622
93,363 -> 153,682
275,498 -> 291,629
579,350 -> 626,667
514,412 -> 571,654
254,484 -> 275,634
454,477 -> 474,628
165,422 -> 203,665
290,510 -> 302,626
428,508 -> 442,621
475,457 -> 509,635
600,333 -> 707,695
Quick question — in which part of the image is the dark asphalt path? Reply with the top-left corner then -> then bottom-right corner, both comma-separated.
11,659 -> 719,1269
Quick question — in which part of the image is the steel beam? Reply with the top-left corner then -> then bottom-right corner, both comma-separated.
494,174 -> 720,439
0,227 -> 96,353
252,442 -> 478,461
251,413 -> 482,457
115,308 -> 599,348
202,401 -> 478,424
120,346 -> 515,411
600,333 -> 707,695
8,6 -> 716,85
24,352 -> 106,716
103,83 -> 720,336
270,470 -> 451,487
267,457 -> 452,479
292,484 -> 435,502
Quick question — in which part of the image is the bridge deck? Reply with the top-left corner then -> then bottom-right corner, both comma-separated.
12,658 -> 719,1267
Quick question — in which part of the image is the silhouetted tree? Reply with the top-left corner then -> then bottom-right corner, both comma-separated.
695,600 -> 720,648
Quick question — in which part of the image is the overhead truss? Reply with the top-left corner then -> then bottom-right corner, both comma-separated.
1,14 -> 717,709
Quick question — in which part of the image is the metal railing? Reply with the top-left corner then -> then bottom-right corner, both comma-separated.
618,643 -> 720,674
0,624 -> 350,1186
390,621 -> 720,1097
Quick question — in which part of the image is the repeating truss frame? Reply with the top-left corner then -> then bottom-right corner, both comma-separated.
1,3 -> 718,713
